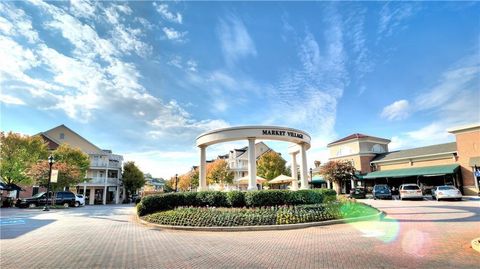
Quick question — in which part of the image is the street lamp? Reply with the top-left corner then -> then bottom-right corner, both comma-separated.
43,155 -> 55,211
309,168 -> 313,188
175,174 -> 178,192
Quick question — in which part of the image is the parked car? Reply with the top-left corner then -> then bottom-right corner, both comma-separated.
399,184 -> 423,200
373,184 -> 392,200
75,194 -> 85,207
432,185 -> 462,201
349,187 -> 366,199
17,191 -> 76,208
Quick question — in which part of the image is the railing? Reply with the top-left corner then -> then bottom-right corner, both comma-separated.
87,177 -> 120,185
90,161 -> 121,168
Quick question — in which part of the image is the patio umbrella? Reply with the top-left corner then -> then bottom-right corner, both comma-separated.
268,174 -> 295,184
235,175 -> 267,184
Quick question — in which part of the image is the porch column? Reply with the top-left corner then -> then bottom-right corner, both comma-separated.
83,182 -> 86,195
247,138 -> 257,191
89,188 -> 95,205
290,152 -> 298,191
351,179 -> 355,189
122,186 -> 126,203
299,143 -> 309,189
115,186 -> 119,204
327,180 -> 331,189
103,159 -> 109,205
199,146 -> 207,191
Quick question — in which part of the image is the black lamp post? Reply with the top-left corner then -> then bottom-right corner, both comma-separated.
175,174 -> 178,192
309,168 -> 313,188
43,155 -> 55,211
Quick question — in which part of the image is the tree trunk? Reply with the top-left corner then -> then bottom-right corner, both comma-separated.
333,181 -> 341,195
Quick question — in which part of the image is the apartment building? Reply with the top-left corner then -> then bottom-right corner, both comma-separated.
39,125 -> 124,204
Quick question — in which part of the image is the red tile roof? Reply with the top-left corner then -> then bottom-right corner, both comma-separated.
328,133 -> 389,146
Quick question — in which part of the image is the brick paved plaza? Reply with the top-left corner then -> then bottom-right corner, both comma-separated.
1,199 -> 479,268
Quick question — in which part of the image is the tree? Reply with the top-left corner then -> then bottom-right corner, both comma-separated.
206,159 -> 233,185
177,169 -> 199,191
319,160 -> 356,194
26,144 -> 90,190
0,132 -> 48,185
257,151 -> 288,180
122,161 -> 145,197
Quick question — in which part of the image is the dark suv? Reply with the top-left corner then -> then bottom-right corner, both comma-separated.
17,191 -> 76,208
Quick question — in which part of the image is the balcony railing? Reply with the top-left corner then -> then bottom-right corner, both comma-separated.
90,161 -> 121,168
86,177 -> 120,185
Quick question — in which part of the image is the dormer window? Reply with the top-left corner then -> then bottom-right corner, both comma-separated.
372,144 -> 384,153
59,133 -> 65,139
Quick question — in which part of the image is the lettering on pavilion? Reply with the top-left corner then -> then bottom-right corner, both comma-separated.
262,129 -> 304,139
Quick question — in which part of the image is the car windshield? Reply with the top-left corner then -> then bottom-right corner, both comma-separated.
374,185 -> 389,190
438,186 -> 456,190
31,192 -> 46,198
403,185 -> 420,190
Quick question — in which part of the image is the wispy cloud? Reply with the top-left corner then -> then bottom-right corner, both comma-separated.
381,99 -> 410,121
162,27 -> 187,41
217,15 -> 257,66
153,2 -> 182,24
0,93 -> 26,105
378,2 -> 421,39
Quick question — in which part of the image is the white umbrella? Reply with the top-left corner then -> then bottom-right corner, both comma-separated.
268,174 -> 296,184
235,175 -> 267,184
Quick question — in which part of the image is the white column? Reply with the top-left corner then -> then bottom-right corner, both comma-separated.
351,179 -> 355,189
83,182 -> 86,196
199,146 -> 207,191
247,138 -> 257,191
327,180 -> 331,189
299,143 -> 309,189
89,188 -> 95,205
290,152 -> 298,191
103,170 -> 108,205
115,186 -> 119,204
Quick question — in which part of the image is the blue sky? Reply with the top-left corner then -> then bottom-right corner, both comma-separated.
1,1 -> 479,178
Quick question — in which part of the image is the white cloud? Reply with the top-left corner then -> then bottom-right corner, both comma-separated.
70,0 -> 96,19
153,3 -> 182,24
406,123 -> 452,141
0,2 -> 39,43
162,27 -> 187,41
218,15 -> 257,66
381,99 -> 410,120
0,94 -> 26,105
378,2 -> 420,38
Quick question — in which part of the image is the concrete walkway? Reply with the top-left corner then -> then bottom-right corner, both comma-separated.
1,199 -> 479,268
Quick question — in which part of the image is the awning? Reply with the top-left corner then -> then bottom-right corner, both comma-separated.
311,175 -> 326,184
235,175 -> 267,184
363,164 -> 460,179
469,157 -> 480,167
269,175 -> 295,184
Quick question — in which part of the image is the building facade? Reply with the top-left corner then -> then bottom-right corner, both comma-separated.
325,123 -> 480,195
224,142 -> 276,181
38,125 -> 124,204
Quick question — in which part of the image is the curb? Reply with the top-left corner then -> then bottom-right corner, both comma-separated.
472,238 -> 480,253
136,211 -> 386,232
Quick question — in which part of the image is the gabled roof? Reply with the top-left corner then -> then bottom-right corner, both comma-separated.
40,124 -> 102,152
371,142 -> 457,163
328,133 -> 390,146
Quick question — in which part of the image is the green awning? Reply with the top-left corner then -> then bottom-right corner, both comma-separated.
363,164 -> 460,179
311,175 -> 326,184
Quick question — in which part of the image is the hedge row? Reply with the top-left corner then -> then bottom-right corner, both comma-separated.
137,189 -> 336,216
142,200 -> 379,227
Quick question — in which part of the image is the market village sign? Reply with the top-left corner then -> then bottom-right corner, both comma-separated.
196,126 -> 311,191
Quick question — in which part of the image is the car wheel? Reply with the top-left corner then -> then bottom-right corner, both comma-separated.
28,203 -> 36,208
63,202 -> 69,208
75,201 -> 80,207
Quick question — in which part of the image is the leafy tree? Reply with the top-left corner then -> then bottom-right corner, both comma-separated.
122,161 -> 145,197
53,144 -> 90,176
177,169 -> 199,191
26,144 -> 90,190
27,161 -> 82,191
207,159 -> 233,185
0,132 -> 48,185
257,151 -> 288,180
319,160 -> 355,194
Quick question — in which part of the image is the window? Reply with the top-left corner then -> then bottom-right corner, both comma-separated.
32,186 -> 39,196
372,144 -> 384,153
59,133 -> 65,139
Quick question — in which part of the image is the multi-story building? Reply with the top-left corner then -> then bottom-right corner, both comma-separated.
325,123 -> 480,195
224,142 -> 279,181
39,124 -> 124,204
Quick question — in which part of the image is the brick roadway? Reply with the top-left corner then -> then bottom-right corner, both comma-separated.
1,199 -> 479,269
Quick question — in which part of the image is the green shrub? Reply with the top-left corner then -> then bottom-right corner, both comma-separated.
137,189 -> 337,216
226,191 -> 245,207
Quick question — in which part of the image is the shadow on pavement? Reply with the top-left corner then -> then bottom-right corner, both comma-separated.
1,218 -> 56,239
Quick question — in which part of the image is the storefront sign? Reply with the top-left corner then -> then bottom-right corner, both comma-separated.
262,129 -> 304,139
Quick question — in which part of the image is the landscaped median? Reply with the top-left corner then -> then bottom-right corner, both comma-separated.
137,189 -> 382,231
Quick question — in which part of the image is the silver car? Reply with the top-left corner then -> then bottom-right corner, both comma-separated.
432,185 -> 462,201
399,184 -> 423,200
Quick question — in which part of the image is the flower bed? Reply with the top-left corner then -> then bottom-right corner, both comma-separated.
142,199 -> 379,227
137,189 -> 336,217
